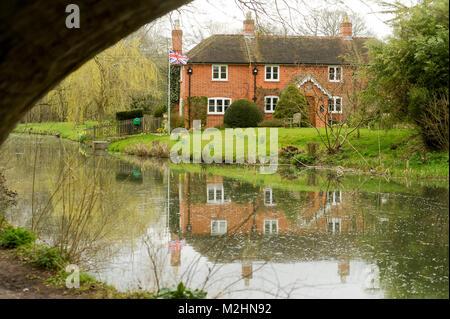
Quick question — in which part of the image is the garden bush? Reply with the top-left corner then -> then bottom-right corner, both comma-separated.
23,245 -> 67,270
170,113 -> 185,129
0,226 -> 35,248
116,109 -> 144,121
258,118 -> 285,127
291,153 -> 315,166
223,99 -> 263,128
153,105 -> 167,118
274,83 -> 309,126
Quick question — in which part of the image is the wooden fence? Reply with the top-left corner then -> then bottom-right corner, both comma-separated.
85,115 -> 163,140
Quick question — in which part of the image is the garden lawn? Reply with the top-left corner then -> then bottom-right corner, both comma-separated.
14,122 -> 99,141
108,127 -> 449,179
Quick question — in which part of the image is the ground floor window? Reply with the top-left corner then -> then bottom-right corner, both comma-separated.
327,190 -> 342,205
207,183 -> 225,204
264,187 -> 276,206
211,220 -> 227,235
264,96 -> 279,113
208,98 -> 232,114
264,219 -> 278,234
327,218 -> 341,233
328,97 -> 342,113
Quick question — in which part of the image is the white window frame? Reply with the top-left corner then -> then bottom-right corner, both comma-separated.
207,98 -> 232,115
207,183 -> 225,204
179,98 -> 183,116
328,66 -> 343,82
264,219 -> 279,234
328,97 -> 343,114
327,218 -> 342,234
264,187 -> 276,206
327,190 -> 342,205
265,65 -> 280,82
264,96 -> 279,114
211,220 -> 227,235
212,64 -> 228,81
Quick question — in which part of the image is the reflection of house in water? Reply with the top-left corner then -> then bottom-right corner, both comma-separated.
169,172 -> 376,287
177,174 -> 368,236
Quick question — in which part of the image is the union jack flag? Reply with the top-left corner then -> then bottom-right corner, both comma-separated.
168,239 -> 186,252
169,50 -> 189,65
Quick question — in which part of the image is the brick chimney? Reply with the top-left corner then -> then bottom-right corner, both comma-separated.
340,14 -> 352,40
172,19 -> 183,53
243,12 -> 255,38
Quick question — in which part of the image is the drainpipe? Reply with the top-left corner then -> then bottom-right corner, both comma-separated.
187,66 -> 193,129
252,66 -> 258,102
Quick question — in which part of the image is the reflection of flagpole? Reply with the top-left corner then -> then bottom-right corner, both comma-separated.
167,167 -> 170,231
167,52 -> 171,135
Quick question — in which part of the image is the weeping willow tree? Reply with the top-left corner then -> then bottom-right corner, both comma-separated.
30,38 -> 160,124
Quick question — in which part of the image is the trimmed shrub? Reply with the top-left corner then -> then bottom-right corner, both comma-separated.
258,118 -> 285,127
223,99 -> 263,128
0,226 -> 35,248
116,109 -> 144,121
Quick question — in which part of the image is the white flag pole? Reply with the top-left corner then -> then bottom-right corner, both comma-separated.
167,53 -> 171,135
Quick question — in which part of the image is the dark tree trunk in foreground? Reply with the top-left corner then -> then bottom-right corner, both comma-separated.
0,0 -> 190,145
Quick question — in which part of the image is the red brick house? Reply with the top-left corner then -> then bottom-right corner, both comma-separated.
174,14 -> 370,128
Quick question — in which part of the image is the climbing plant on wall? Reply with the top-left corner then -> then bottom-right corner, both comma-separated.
170,65 -> 180,106
187,96 -> 208,127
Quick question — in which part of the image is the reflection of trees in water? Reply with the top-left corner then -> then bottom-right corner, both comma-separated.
358,192 -> 449,298
1,135 -> 168,269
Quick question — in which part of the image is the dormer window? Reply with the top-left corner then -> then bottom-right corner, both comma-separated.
265,65 -> 279,81
328,66 -> 342,82
212,65 -> 228,81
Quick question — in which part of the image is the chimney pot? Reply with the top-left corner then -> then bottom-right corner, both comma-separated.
172,20 -> 183,53
340,14 -> 352,39
243,12 -> 255,38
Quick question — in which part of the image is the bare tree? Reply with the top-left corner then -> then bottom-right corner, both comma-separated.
297,9 -> 374,37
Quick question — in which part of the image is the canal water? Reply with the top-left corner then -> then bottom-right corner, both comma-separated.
1,134 -> 448,298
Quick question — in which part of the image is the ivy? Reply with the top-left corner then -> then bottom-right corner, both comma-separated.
170,64 -> 181,106
186,96 -> 208,127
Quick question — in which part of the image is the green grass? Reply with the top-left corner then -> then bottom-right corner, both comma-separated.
14,122 -> 99,141
108,127 -> 449,179
12,123 -> 447,179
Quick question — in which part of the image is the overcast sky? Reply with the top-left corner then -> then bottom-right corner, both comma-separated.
147,0 -> 418,51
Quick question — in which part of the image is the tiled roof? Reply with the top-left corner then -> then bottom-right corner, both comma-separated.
187,34 -> 371,65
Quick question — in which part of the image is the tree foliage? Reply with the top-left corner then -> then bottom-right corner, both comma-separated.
274,83 -> 308,126
29,38 -> 160,124
224,99 -> 263,128
364,0 -> 449,150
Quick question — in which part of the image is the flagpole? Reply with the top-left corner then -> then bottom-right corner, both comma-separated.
167,52 -> 171,135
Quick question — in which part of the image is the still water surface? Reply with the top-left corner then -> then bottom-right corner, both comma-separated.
1,134 -> 448,298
